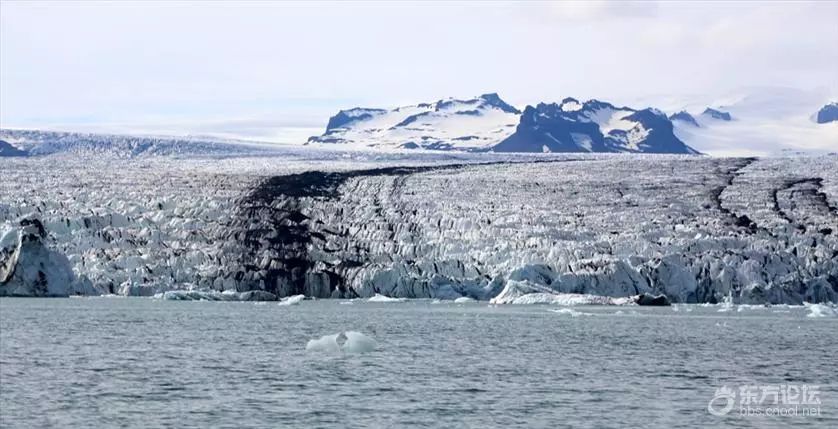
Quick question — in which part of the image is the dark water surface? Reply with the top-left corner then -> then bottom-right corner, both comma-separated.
1,298 -> 836,428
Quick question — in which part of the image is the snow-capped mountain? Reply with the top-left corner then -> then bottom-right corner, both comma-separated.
0,139 -> 27,157
307,93 -> 521,151
702,108 -> 733,121
494,98 -> 699,154
4,87 -> 834,157
310,94 -> 699,154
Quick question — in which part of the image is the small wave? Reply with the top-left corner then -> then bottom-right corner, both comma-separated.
550,308 -> 594,317
736,304 -> 770,312
671,304 -> 694,312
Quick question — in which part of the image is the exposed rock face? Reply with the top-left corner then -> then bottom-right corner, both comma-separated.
325,108 -> 389,132
619,109 -> 692,154
635,293 -> 671,306
702,108 -> 732,121
494,100 -> 699,154
669,111 -> 700,127
0,218 -> 76,297
469,92 -> 521,114
0,140 -> 27,157
816,102 -> 838,124
493,103 -> 611,153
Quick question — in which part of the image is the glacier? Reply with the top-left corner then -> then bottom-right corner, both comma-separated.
0,132 -> 837,305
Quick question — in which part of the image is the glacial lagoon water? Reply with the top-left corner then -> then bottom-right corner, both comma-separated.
1,298 -> 836,428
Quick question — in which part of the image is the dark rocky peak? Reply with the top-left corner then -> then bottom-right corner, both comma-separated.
702,108 -> 732,121
815,102 -> 838,124
669,111 -> 700,127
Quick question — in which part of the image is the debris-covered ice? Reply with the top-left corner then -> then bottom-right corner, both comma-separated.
156,289 -> 277,301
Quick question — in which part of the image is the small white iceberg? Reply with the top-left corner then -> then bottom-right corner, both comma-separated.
454,296 -> 476,303
367,294 -> 407,303
804,302 -> 836,318
305,331 -> 377,354
278,294 -> 305,306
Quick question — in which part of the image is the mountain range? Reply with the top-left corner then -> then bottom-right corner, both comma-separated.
1,89 -> 835,157
308,93 -> 701,154
307,91 -> 837,155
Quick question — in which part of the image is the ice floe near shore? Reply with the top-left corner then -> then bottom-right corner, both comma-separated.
488,280 -> 666,306
804,302 -> 837,318
367,294 -> 407,303
155,289 -> 277,301
278,294 -> 306,306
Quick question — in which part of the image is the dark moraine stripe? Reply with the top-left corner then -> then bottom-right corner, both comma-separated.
229,160 -> 579,298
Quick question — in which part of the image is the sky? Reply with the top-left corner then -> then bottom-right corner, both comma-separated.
1,0 -> 837,145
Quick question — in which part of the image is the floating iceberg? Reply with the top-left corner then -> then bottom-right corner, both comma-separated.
156,289 -> 277,301
278,294 -> 305,306
367,294 -> 407,303
489,281 -> 633,305
454,296 -> 476,303
804,303 -> 836,318
306,333 -> 343,353
305,331 -> 377,354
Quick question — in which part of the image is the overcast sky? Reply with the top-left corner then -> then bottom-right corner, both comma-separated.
1,1 -> 836,143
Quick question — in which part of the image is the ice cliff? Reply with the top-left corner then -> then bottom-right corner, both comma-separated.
0,218 -> 81,296
1,153 -> 836,303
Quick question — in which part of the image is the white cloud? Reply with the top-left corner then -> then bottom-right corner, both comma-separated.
1,0 -> 835,150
